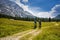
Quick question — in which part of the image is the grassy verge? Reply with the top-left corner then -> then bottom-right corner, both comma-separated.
33,22 -> 60,40
0,18 -> 34,37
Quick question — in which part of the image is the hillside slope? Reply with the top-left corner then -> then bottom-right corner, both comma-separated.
0,0 -> 35,18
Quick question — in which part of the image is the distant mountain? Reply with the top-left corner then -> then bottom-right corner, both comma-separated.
55,15 -> 60,19
0,0 -> 35,18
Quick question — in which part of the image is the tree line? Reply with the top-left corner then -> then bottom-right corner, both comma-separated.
0,13 -> 60,22
0,14 -> 34,21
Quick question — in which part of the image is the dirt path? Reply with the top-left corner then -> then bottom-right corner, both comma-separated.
0,29 -> 41,40
28,30 -> 41,40
20,29 -> 41,40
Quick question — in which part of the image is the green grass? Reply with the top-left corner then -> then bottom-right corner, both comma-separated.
0,18 -> 34,37
0,18 -> 60,40
33,22 -> 60,40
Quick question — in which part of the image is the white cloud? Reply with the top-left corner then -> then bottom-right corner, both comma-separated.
10,0 -> 49,17
10,0 -> 60,18
36,4 -> 60,18
36,12 -> 51,18
50,4 -> 60,17
10,0 -> 28,11
12,0 -> 34,16
22,0 -> 28,3
29,7 -> 42,13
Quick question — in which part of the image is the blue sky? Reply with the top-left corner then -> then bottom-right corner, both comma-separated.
21,0 -> 60,12
11,0 -> 60,18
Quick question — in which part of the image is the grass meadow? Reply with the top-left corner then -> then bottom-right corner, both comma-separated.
0,18 -> 34,37
33,22 -> 60,40
0,18 -> 60,40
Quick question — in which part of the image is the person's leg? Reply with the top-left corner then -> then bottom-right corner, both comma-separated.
34,23 -> 37,29
39,22 -> 41,29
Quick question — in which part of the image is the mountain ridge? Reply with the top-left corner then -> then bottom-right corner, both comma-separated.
0,0 -> 35,18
